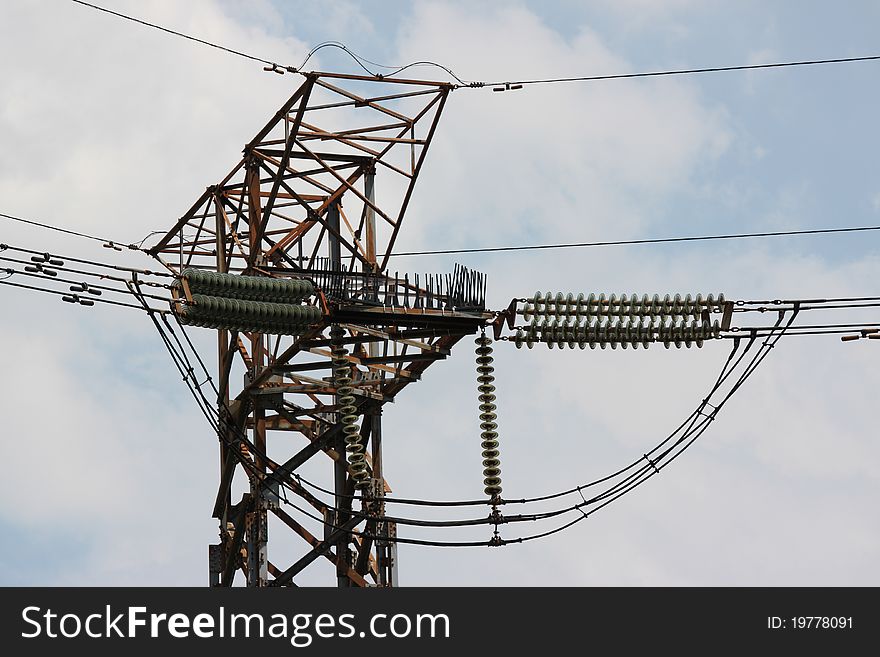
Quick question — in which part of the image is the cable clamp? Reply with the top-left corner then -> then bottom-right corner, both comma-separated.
696,408 -> 716,421
643,453 -> 660,474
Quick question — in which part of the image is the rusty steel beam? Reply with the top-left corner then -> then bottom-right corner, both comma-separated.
270,517 -> 363,587
157,72 -> 474,587
380,88 -> 449,271
254,77 -> 315,244
271,508 -> 367,587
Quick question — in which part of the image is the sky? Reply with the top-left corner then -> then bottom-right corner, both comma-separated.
1,0 -> 879,586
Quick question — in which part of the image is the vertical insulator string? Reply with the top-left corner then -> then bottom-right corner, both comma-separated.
331,326 -> 370,490
475,332 -> 502,499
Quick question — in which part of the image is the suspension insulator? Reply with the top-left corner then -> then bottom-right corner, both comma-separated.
174,269 -> 320,334
475,334 -> 502,499
177,293 -> 322,335
331,332 -> 369,490
518,291 -> 727,321
176,268 -> 315,303
514,315 -> 721,350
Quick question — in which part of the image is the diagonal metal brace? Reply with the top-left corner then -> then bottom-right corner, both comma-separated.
270,516 -> 362,586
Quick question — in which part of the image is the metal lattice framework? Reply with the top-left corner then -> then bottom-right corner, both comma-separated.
149,72 -> 490,587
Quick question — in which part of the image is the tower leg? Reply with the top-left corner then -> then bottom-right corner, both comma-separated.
371,409 -> 398,587
246,484 -> 269,587
208,543 -> 222,587
247,329 -> 269,587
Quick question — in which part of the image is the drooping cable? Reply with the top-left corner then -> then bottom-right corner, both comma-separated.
0,211 -> 140,252
481,54 -> 880,90
69,0 -> 280,68
64,1 -> 880,91
383,224 -> 880,258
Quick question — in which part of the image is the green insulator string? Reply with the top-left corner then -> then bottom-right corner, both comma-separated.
178,298 -> 320,334
173,269 -> 320,334
176,268 -> 315,303
176,292 -> 322,335
331,326 -> 370,490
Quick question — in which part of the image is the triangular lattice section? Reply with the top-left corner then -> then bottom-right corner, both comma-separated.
150,72 -> 451,275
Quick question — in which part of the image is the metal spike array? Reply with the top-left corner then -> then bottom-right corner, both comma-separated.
306,259 -> 487,311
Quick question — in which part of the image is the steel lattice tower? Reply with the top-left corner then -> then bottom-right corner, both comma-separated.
149,72 -> 490,587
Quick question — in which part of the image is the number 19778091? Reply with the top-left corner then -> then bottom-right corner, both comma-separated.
767,617 -> 853,630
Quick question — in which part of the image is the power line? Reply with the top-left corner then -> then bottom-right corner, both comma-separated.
66,1 -> 880,91
0,259 -> 169,304
0,275 -> 165,313
0,242 -> 174,311
290,313 -> 791,546
69,0 -> 279,68
27,1 -> 880,576
296,41 -> 469,84
11,202 -> 878,267
0,250 -> 171,289
0,211 -> 139,251
131,281 -> 852,531
0,242 -> 173,277
69,2 -> 467,82
296,328 -> 755,512
482,54 -> 880,90
288,307 -> 837,531
384,224 -> 880,257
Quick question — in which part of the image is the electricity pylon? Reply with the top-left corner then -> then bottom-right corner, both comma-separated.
149,72 -> 490,587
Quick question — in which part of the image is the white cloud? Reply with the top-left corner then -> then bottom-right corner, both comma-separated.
394,2 -> 731,254
592,0 -> 711,35
0,0 -> 878,587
